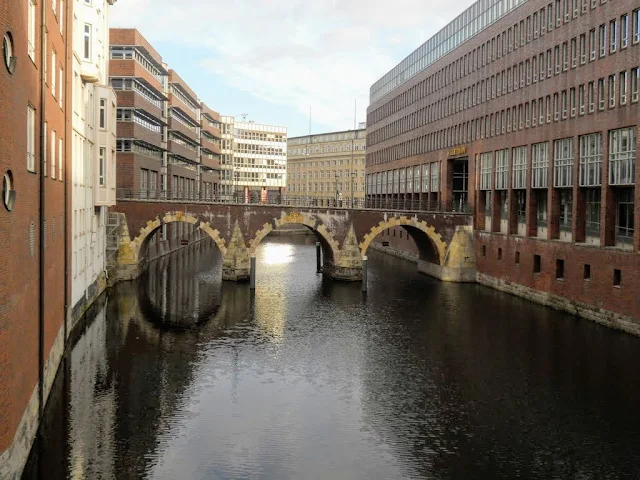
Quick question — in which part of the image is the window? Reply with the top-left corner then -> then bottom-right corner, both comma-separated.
532,142 -> 549,188
614,269 -> 622,287
634,9 -> 640,44
589,29 -> 596,61
516,190 -> 526,225
598,78 -> 605,110
60,0 -> 64,34
579,34 -> 586,63
516,251 -> 521,265
536,191 -> 548,227
556,259 -> 565,279
58,137 -> 62,180
99,147 -> 106,186
28,0 -> 35,61
588,81 -> 595,112
608,74 -> 616,108
496,150 -> 508,190
585,188 -> 601,235
570,88 -> 576,117
615,188 -> 634,243
562,42 -> 568,71
555,45 -> 561,74
27,105 -> 35,171
554,138 -> 574,187
621,14 -> 629,49
610,19 -> 617,53
99,98 -> 106,128
534,254 -> 541,273
620,71 -> 628,105
579,84 -> 585,115
579,133 -> 602,186
609,127 -> 636,186
512,146 -> 527,189
83,24 -> 91,60
559,190 -> 573,232
632,68 -> 639,103
584,264 -> 591,280
51,50 -> 56,97
59,67 -> 63,107
51,130 -> 56,179
571,38 -> 577,68
480,153 -> 493,190
599,24 -> 606,57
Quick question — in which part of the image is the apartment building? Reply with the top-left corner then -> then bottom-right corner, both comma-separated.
70,0 -> 117,322
366,0 -> 640,322
0,0 -> 74,476
287,128 -> 367,207
219,117 -> 287,203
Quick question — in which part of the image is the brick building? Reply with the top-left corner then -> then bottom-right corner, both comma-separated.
0,0 -> 73,476
287,128 -> 367,207
109,28 -> 222,201
366,0 -> 640,323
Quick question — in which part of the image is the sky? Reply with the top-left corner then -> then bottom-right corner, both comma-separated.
110,0 -> 476,138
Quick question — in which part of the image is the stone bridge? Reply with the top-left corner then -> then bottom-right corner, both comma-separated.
110,201 -> 476,283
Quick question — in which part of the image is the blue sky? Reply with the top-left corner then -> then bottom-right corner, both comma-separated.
110,0 -> 476,138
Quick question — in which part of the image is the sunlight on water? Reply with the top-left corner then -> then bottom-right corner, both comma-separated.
260,242 -> 294,265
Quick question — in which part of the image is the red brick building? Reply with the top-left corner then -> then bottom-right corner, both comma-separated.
109,28 -> 221,201
0,0 -> 72,475
367,0 -> 640,327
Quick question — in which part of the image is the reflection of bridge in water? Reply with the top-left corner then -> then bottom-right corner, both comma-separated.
138,238 -> 224,329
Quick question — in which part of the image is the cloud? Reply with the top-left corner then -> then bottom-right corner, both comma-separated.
110,0 -> 476,130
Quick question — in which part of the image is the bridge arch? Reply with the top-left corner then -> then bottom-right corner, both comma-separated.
359,216 -> 447,266
249,212 -> 340,264
131,211 -> 227,263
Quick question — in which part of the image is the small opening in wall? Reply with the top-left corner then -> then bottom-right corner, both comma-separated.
515,251 -> 520,266
498,247 -> 503,260
614,269 -> 622,287
583,264 -> 591,280
556,259 -> 565,280
533,254 -> 541,274
482,245 -> 487,257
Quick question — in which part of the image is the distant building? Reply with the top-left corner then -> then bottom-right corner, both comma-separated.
219,117 -> 287,203
287,129 -> 366,206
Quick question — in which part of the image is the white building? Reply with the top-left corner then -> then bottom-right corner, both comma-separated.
70,0 -> 117,319
219,117 -> 287,203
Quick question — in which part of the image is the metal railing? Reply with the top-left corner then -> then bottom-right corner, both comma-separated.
116,189 -> 471,213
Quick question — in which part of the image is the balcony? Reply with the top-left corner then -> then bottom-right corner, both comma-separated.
115,90 -> 164,122
81,61 -> 100,83
201,122 -> 221,139
168,92 -> 198,123
168,140 -> 198,164
200,136 -> 221,155
201,154 -> 220,171
168,117 -> 199,144
117,122 -> 163,149
109,59 -> 164,93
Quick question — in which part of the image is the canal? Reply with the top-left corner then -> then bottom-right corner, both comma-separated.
23,235 -> 640,479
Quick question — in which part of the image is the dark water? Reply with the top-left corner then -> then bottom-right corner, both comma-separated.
23,235 -> 640,479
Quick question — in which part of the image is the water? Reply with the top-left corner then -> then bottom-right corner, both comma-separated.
24,235 -> 640,479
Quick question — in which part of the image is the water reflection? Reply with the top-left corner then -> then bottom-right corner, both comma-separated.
24,236 -> 640,480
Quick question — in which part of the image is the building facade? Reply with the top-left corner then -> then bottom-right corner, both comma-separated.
366,0 -> 640,322
70,0 -> 117,321
0,0 -> 74,476
219,116 -> 287,203
287,128 -> 367,207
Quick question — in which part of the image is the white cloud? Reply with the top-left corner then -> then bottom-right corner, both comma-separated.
110,0 -> 475,131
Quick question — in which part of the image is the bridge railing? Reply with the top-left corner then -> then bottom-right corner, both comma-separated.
116,189 -> 471,213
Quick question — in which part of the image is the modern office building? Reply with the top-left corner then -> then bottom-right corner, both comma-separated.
0,0 -> 74,476
366,0 -> 639,321
287,128 -> 367,206
109,29 -> 222,201
219,116 -> 287,203
70,0 -> 117,321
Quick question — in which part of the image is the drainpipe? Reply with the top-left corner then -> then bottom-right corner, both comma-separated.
38,0 -> 47,419
63,0 -> 70,342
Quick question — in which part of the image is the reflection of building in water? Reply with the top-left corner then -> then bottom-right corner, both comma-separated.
140,238 -> 223,328
146,222 -> 207,262
67,301 -> 116,480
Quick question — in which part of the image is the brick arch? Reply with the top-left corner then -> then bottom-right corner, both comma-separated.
248,211 -> 340,262
130,211 -> 227,263
359,216 -> 447,266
